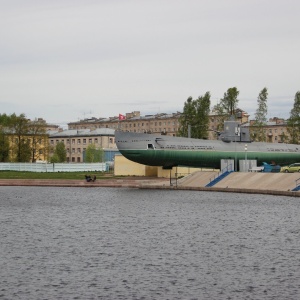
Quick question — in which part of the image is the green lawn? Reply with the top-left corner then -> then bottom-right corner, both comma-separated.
0,171 -> 117,180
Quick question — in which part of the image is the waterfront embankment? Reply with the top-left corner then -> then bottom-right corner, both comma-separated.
1,172 -> 300,197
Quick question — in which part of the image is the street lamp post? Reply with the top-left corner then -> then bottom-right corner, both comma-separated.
234,125 -> 240,172
245,144 -> 248,172
234,134 -> 237,171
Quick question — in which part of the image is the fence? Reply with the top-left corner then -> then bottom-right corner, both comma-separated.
0,162 -> 108,173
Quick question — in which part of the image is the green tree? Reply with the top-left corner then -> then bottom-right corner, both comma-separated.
212,87 -> 239,132
28,118 -> 48,162
9,114 -> 31,162
251,87 -> 268,142
178,92 -> 211,139
0,114 -> 10,162
177,96 -> 196,137
0,130 -> 10,162
51,142 -> 67,163
193,92 -> 211,139
49,153 -> 60,163
85,144 -> 104,162
287,91 -> 300,144
220,87 -> 239,116
211,102 -> 227,133
0,113 -> 11,126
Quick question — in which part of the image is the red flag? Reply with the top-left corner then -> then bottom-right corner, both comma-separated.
119,114 -> 126,120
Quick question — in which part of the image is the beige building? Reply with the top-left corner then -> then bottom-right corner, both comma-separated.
68,110 -> 250,139
49,128 -> 116,162
68,111 -> 182,136
247,117 -> 290,143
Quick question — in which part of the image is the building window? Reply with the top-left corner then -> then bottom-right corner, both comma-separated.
77,148 -> 81,153
50,140 -> 54,145
83,139 -> 86,144
72,139 -> 75,144
89,139 -> 92,144
77,139 -> 81,144
72,148 -> 75,154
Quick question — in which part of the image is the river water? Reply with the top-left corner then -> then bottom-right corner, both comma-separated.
0,187 -> 300,300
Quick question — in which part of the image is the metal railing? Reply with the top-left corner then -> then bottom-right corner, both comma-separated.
0,162 -> 108,173
208,164 -> 234,183
295,178 -> 300,189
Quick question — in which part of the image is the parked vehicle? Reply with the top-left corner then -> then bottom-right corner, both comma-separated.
262,162 -> 281,173
280,163 -> 300,173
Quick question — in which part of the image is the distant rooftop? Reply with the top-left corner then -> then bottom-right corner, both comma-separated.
49,128 -> 115,138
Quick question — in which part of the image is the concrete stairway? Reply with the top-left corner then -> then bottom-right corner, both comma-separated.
205,171 -> 233,187
178,171 -> 300,192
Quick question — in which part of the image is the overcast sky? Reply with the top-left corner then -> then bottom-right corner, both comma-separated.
1,0 -> 299,127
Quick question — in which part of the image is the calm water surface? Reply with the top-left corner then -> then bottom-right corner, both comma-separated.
0,187 -> 300,300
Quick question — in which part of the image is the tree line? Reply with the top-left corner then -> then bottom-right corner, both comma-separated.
0,113 -> 48,162
0,113 -> 104,163
177,87 -> 300,144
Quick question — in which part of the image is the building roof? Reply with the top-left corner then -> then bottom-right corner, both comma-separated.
49,128 -> 115,138
68,111 -> 183,125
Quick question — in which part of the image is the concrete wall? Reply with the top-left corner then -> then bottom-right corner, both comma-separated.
157,167 -> 206,178
114,155 -> 158,177
114,155 -> 211,178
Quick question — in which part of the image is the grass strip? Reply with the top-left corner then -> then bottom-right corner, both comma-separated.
0,171 -> 118,180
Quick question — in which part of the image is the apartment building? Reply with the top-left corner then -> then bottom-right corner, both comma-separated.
68,111 -> 182,136
246,117 -> 290,143
68,110 -> 250,138
49,128 -> 116,162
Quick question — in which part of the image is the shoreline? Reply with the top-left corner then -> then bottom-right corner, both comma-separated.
0,178 -> 300,197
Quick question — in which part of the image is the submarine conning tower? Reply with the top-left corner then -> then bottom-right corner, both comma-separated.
218,116 -> 251,143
